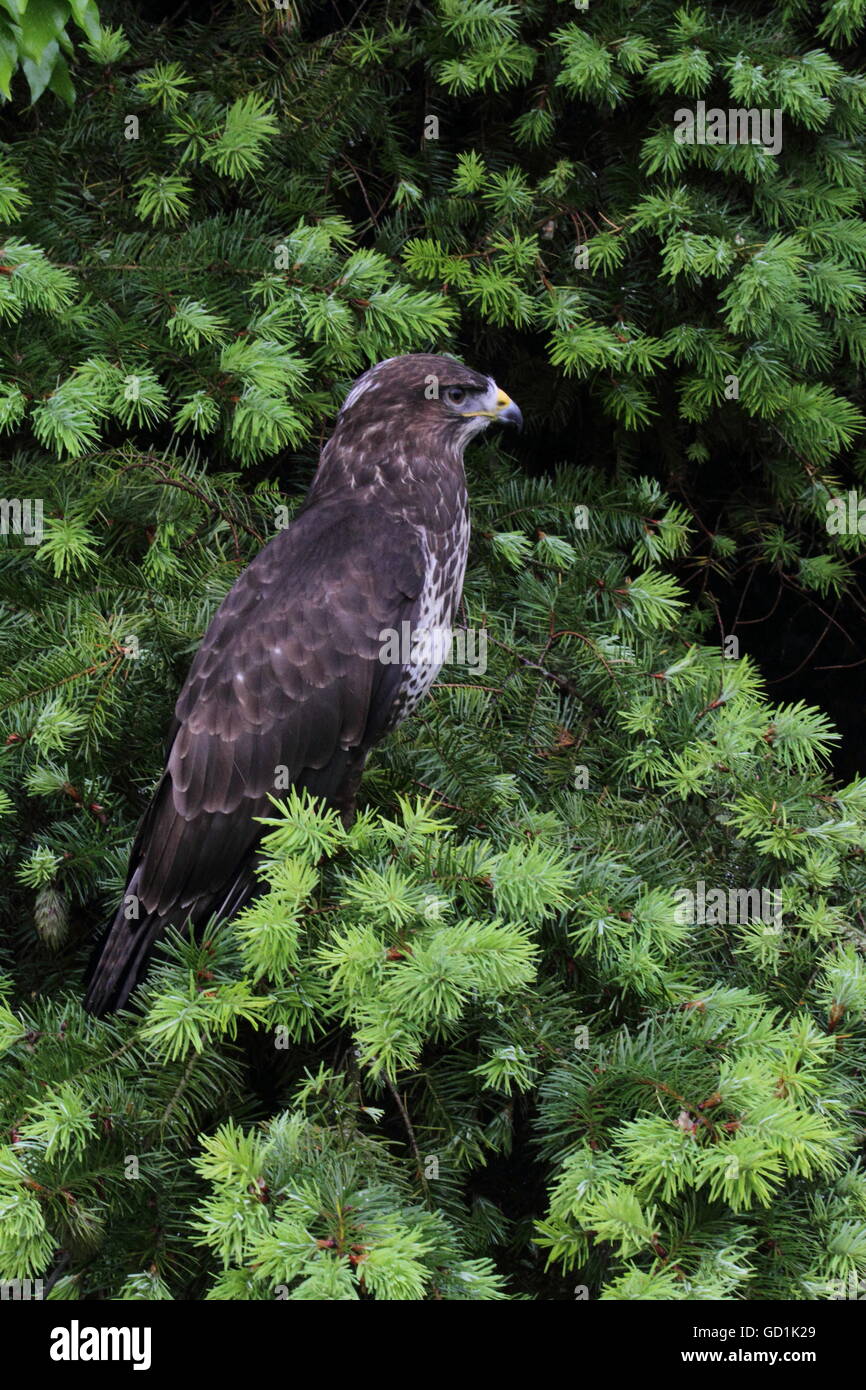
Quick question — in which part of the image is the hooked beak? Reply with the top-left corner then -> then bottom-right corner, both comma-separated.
460,386 -> 523,430
494,389 -> 523,431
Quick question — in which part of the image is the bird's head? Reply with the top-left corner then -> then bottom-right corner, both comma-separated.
333,353 -> 523,457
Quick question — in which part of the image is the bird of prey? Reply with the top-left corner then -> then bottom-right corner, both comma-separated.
84,354 -> 522,1013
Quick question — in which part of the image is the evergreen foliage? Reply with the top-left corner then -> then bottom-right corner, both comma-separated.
1,0 -> 866,1300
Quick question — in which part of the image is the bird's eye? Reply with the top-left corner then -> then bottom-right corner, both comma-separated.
445,386 -> 467,406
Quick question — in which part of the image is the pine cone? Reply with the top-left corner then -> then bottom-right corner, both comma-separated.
34,885 -> 69,951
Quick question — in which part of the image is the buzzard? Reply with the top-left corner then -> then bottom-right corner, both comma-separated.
84,354 -> 522,1013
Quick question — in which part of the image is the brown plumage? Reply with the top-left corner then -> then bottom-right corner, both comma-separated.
84,353 -> 522,1013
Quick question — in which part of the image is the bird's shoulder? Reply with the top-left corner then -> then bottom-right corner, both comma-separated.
173,493 -> 427,730
220,491 -> 425,617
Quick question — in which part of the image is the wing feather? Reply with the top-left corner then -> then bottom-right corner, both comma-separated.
84,495 -> 426,1012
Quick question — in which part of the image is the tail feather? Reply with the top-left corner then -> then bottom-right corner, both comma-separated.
83,904 -> 175,1016
84,863 -> 260,1016
84,758 -> 359,1014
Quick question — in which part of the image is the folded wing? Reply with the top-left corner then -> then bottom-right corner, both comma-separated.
84,496 -> 425,1013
